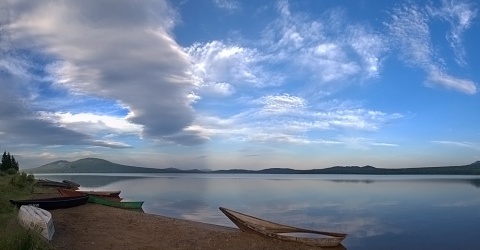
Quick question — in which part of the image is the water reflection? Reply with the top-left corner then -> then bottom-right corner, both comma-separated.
37,174 -> 480,250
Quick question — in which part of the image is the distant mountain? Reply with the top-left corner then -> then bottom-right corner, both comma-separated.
28,158 -> 185,174
27,158 -> 480,175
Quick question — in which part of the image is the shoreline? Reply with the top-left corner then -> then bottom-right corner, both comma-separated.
32,187 -> 346,250
48,203 -> 346,250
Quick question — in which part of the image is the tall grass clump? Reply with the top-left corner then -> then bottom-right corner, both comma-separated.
0,174 -> 52,249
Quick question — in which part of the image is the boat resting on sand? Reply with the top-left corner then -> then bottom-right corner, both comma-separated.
10,195 -> 89,210
57,188 -> 123,201
219,207 -> 347,247
36,179 -> 78,189
77,190 -> 121,197
88,195 -> 144,209
62,180 -> 80,188
18,205 -> 55,240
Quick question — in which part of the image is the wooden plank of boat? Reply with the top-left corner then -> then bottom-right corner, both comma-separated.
18,205 -> 55,240
88,195 -> 144,209
57,188 -> 123,202
219,207 -> 347,247
10,195 -> 89,210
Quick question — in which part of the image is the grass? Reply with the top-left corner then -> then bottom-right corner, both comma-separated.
0,173 -> 53,250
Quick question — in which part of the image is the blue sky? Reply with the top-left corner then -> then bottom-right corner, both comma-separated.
0,0 -> 479,170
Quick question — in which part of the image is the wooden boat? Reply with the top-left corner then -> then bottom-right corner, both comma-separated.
76,190 -> 121,197
219,207 -> 347,247
57,188 -> 123,202
18,205 -> 55,240
36,179 -> 78,189
88,195 -> 144,209
62,180 -> 80,188
10,195 -> 89,210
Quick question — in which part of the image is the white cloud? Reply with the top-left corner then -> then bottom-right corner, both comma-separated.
261,94 -> 306,113
262,1 -> 388,85
3,0 -> 203,146
387,2 -> 477,94
426,68 -> 477,94
192,96 -> 403,145
37,111 -> 143,136
186,41 -> 278,88
212,0 -> 240,11
433,140 -> 480,150
428,0 -> 478,65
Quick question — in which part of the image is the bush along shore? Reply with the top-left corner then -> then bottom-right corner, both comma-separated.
0,171 -> 52,249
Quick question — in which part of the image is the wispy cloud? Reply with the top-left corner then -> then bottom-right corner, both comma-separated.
262,1 -> 388,85
432,140 -> 480,150
386,2 -> 477,94
193,95 -> 403,146
212,0 -> 240,12
186,41 -> 279,90
428,0 -> 478,65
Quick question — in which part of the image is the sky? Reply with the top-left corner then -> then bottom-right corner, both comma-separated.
0,0 -> 479,170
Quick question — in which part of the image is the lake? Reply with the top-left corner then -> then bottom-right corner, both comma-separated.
36,173 -> 480,250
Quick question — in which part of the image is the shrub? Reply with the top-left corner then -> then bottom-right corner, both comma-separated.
9,172 -> 32,189
6,168 -> 17,175
27,174 -> 35,183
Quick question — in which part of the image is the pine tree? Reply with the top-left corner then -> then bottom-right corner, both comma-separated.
1,151 -> 19,172
1,151 -> 8,172
7,152 -> 12,170
11,155 -> 19,171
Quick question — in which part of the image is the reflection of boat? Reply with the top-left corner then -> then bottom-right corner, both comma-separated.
88,195 -> 144,209
18,205 -> 55,240
10,195 -> 89,210
57,188 -> 123,202
36,179 -> 78,189
219,207 -> 347,247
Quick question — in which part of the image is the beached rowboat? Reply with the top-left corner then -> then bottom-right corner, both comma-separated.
62,180 -> 80,188
77,190 -> 121,197
219,207 -> 347,247
10,195 -> 89,210
36,179 -> 77,189
18,205 -> 55,240
57,188 -> 123,202
88,195 -> 144,209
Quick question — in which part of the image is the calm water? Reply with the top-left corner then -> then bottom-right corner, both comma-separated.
37,174 -> 480,250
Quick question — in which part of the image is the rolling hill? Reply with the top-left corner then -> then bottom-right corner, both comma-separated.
27,158 -> 187,173
26,158 -> 480,175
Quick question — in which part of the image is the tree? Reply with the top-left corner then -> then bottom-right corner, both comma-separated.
1,151 -> 9,172
1,151 -> 19,172
11,155 -> 19,171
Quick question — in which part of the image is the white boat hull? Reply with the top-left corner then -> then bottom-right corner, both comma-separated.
18,205 -> 55,240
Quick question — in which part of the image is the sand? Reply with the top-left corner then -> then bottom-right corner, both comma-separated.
34,188 -> 346,250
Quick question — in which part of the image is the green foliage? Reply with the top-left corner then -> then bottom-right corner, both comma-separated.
1,151 -> 20,172
9,172 -> 35,189
0,175 -> 51,249
0,214 -> 52,250
6,168 -> 17,175
27,174 -> 34,183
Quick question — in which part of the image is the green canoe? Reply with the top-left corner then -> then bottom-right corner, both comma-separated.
88,195 -> 144,209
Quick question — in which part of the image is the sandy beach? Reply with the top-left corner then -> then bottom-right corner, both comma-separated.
47,203 -> 346,250
28,186 -> 346,250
